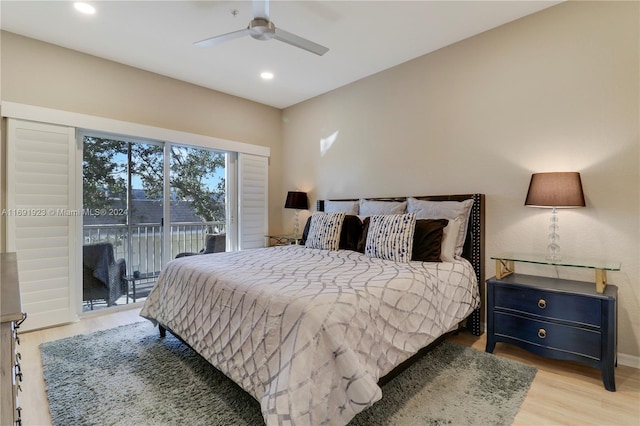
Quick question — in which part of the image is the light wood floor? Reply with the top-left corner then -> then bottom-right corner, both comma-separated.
18,307 -> 640,426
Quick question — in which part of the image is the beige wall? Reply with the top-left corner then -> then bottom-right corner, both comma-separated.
0,31 -> 284,237
2,2 -> 639,361
282,1 -> 640,359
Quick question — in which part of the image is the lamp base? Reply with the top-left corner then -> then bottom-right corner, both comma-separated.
546,207 -> 561,261
293,209 -> 300,237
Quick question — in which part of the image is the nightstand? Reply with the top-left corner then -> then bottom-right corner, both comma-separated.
266,234 -> 302,246
486,273 -> 617,391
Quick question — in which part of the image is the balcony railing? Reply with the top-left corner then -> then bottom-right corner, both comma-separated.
83,221 -> 226,276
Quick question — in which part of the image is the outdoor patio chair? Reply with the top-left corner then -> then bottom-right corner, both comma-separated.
83,242 -> 127,309
175,234 -> 226,258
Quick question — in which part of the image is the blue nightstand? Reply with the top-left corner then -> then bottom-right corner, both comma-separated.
486,273 -> 617,391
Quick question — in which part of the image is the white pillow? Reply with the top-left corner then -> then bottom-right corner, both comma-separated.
407,198 -> 473,257
305,212 -> 345,251
324,200 -> 359,215
365,213 -> 416,262
440,217 -> 461,262
359,199 -> 407,215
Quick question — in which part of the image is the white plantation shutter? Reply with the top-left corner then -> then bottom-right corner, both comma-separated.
6,119 -> 78,331
238,153 -> 268,250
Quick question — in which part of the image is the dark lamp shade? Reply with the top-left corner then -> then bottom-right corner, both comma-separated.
525,172 -> 586,208
284,191 -> 308,210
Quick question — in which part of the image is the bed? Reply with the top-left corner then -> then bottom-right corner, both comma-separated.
140,193 -> 485,426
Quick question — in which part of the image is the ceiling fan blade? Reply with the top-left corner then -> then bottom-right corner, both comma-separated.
273,28 -> 329,56
194,28 -> 250,47
253,0 -> 270,20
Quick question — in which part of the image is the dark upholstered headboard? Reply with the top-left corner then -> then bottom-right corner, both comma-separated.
317,194 -> 485,336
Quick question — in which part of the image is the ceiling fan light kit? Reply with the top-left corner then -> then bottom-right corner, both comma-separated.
194,0 -> 329,56
249,18 -> 275,41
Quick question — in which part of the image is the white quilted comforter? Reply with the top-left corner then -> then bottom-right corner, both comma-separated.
140,245 -> 479,426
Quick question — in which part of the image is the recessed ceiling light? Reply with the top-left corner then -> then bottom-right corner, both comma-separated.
74,2 -> 96,15
260,71 -> 274,80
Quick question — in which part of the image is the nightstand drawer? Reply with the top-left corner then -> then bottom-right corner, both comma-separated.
495,311 -> 602,360
494,284 -> 602,327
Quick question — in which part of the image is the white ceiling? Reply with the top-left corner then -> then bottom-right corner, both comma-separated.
1,1 -> 561,109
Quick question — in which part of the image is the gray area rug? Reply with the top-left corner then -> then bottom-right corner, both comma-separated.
41,321 -> 536,426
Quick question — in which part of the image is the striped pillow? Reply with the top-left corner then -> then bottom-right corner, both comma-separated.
305,212 -> 346,250
365,213 -> 417,262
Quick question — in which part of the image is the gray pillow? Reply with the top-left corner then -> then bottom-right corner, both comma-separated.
324,200 -> 359,215
359,199 -> 407,215
407,198 -> 473,257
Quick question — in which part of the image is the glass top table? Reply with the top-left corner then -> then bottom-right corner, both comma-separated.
491,253 -> 621,293
266,234 -> 303,245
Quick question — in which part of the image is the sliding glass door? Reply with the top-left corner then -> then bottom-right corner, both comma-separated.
82,136 -> 165,309
126,141 -> 165,299
168,145 -> 227,258
81,134 -> 228,311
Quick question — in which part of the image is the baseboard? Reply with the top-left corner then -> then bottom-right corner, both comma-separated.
617,352 -> 640,369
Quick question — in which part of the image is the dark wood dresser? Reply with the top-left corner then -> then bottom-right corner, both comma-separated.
1,252 -> 27,425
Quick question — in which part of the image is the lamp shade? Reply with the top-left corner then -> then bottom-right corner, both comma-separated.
525,172 -> 586,208
284,191 -> 308,210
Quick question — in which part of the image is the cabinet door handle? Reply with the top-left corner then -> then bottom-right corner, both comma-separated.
538,328 -> 547,339
538,299 -> 547,309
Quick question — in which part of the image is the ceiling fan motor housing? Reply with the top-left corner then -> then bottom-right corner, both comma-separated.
249,18 -> 275,41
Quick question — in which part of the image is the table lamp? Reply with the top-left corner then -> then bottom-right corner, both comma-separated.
284,191 -> 308,236
525,172 -> 585,261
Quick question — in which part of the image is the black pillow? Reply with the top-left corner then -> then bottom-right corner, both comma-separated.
301,216 -> 313,244
412,219 -> 448,262
339,215 -> 363,251
301,215 -> 362,251
356,216 -> 370,253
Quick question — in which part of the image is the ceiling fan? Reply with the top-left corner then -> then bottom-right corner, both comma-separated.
194,0 -> 329,56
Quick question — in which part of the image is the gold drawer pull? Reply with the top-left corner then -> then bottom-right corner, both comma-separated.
538,299 -> 547,309
538,328 -> 547,339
